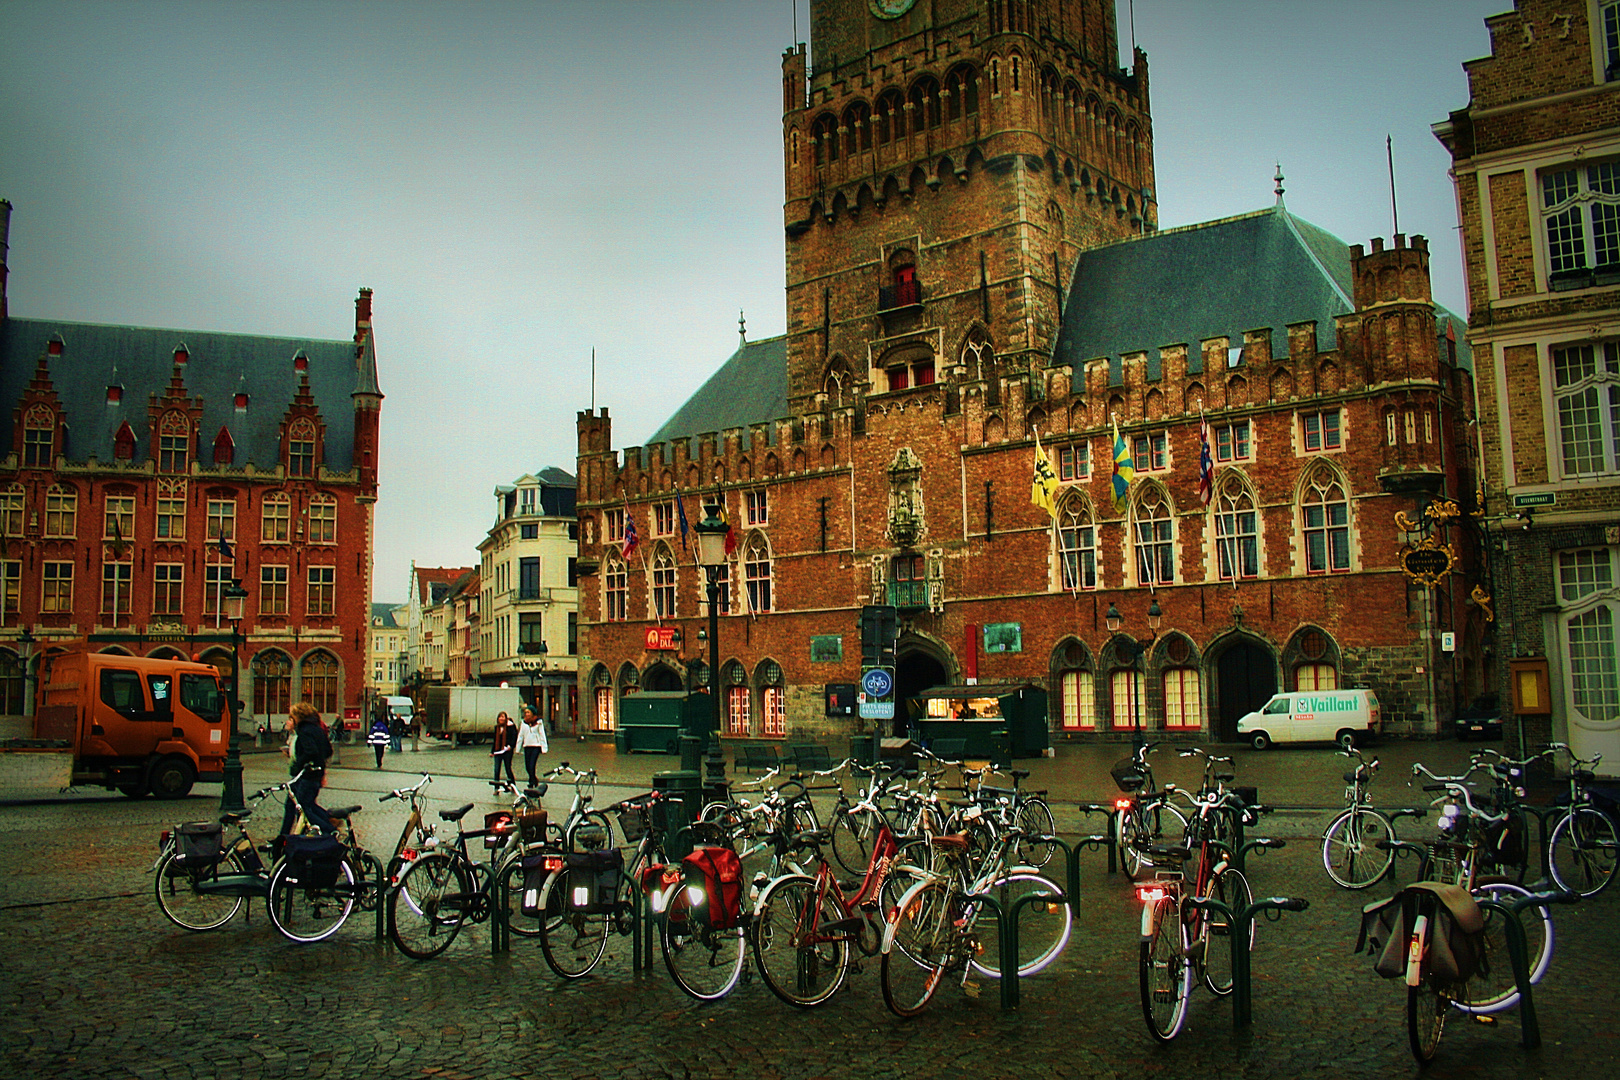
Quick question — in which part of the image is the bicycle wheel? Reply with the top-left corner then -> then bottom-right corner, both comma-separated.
881,878 -> 954,1017
661,886 -> 747,1000
1321,808 -> 1395,889
539,865 -> 611,978
1201,868 -> 1252,996
1140,895 -> 1191,1042
1454,881 -> 1553,1015
266,857 -> 357,944
751,874 -> 851,1008
388,853 -> 470,959
352,851 -> 385,912
1407,980 -> 1451,1063
1122,802 -> 1189,881
1015,798 -> 1057,869
1548,806 -> 1618,898
968,872 -> 1072,978
154,849 -> 246,931
830,806 -> 888,877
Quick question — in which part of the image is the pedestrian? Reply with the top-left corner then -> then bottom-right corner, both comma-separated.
367,713 -> 390,769
516,704 -> 550,787
280,701 -> 334,837
389,709 -> 404,753
490,711 -> 517,785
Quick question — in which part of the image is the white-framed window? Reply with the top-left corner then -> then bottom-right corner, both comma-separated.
744,536 -> 772,613
1163,668 -> 1202,730
41,561 -> 73,613
653,501 -> 674,536
0,561 -> 18,617
746,490 -> 768,526
100,561 -> 132,614
604,508 -> 625,544
1110,668 -> 1143,731
153,563 -> 184,616
604,557 -> 627,621
0,486 -> 23,538
1133,490 -> 1174,585
1559,548 -> 1614,601
261,565 -> 289,615
1302,470 -> 1351,573
1542,159 -> 1620,286
206,498 -> 235,541
726,685 -> 751,736
103,495 -> 135,541
1057,499 -> 1096,590
1297,663 -> 1339,691
1302,410 -> 1342,452
156,479 -> 186,540
307,565 -> 335,615
1603,1 -> 1620,80
1215,421 -> 1250,462
204,564 -> 229,617
1552,340 -> 1620,477
652,547 -> 676,619
309,494 -> 337,543
1559,547 -> 1619,723
762,685 -> 786,738
44,485 -> 76,538
1132,432 -> 1167,472
1214,477 -> 1259,580
1058,442 -> 1090,481
1059,669 -> 1095,730
262,493 -> 291,543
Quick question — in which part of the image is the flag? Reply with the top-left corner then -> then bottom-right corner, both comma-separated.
621,507 -> 640,560
676,496 -> 690,553
1197,414 -> 1215,509
1030,431 -> 1058,520
719,501 -> 737,556
216,531 -> 234,561
108,514 -> 130,560
1110,417 -> 1135,515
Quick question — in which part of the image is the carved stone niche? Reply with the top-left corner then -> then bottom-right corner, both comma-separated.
887,448 -> 924,546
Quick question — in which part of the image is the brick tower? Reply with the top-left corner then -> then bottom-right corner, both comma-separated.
781,0 -> 1154,414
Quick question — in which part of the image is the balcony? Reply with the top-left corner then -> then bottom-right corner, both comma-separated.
878,280 -> 924,311
509,587 -> 551,605
887,579 -> 929,612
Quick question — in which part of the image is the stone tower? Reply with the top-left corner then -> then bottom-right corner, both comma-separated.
781,0 -> 1155,415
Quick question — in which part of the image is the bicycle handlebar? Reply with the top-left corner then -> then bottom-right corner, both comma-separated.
380,773 -> 433,802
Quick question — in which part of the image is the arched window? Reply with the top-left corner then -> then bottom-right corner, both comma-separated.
1110,668 -> 1143,731
262,492 -> 291,543
22,404 -> 55,468
811,113 -> 838,165
287,418 -> 316,477
875,88 -> 905,145
909,75 -> 941,132
1302,468 -> 1351,573
158,412 -> 190,473
1057,497 -> 1097,590
1296,663 -> 1339,690
1134,488 -> 1174,585
945,65 -> 978,120
604,556 -> 628,621
253,651 -> 292,716
843,101 -> 871,155
760,661 -> 786,737
652,546 -> 676,619
962,332 -> 994,382
1213,474 -> 1258,580
1163,666 -> 1202,730
743,535 -> 772,614
725,661 -> 750,736
300,650 -> 339,715
44,483 -> 76,538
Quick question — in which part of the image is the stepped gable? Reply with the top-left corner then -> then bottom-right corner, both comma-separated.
0,317 -> 363,469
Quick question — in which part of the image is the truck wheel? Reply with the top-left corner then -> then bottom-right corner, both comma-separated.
148,757 -> 196,799
1249,732 -> 1271,751
1337,731 -> 1358,751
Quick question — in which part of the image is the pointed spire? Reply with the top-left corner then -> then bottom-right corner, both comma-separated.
353,287 -> 382,400
738,309 -> 747,346
1274,163 -> 1285,205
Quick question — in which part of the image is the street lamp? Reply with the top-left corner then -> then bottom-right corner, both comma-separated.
218,580 -> 250,814
1106,597 -> 1162,750
694,504 -> 730,794
516,642 -> 547,724
17,626 -> 35,719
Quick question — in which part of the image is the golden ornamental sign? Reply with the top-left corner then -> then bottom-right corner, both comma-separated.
1399,540 -> 1456,587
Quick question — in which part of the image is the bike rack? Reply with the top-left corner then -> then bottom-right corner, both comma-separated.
1473,890 -> 1580,1049
1073,802 -> 1119,875
1182,894 -> 1310,1031
970,834 -> 1079,1010
1218,836 -> 1287,878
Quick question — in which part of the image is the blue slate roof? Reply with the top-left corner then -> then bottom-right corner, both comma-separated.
1053,206 -> 1471,372
1,317 -> 366,469
644,335 -> 789,446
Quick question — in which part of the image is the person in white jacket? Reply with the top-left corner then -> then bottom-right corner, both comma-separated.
515,704 -> 550,787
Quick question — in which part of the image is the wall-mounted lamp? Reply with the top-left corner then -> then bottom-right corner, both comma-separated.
1513,509 -> 1534,531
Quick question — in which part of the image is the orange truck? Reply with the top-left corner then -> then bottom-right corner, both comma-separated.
15,653 -> 230,798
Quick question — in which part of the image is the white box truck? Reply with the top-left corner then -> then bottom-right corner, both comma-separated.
421,686 -> 522,745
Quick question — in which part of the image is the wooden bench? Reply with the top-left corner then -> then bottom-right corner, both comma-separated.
736,743 -> 781,775
789,744 -> 834,772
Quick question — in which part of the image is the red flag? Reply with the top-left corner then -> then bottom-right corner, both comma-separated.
720,502 -> 737,556
621,507 -> 640,560
1198,415 -> 1215,509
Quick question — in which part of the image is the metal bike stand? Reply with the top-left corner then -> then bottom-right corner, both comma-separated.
632,883 -> 655,973
374,859 -> 388,942
1183,894 -> 1310,1031
1474,890 -> 1580,1049
973,834 -> 1078,1011
1229,836 -> 1287,878
1073,803 -> 1118,875
491,870 -> 510,956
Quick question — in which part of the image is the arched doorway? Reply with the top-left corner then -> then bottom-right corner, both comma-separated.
895,638 -> 950,739
643,664 -> 683,692
1214,637 -> 1277,742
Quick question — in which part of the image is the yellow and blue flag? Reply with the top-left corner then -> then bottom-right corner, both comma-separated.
1031,432 -> 1058,520
1111,417 -> 1134,514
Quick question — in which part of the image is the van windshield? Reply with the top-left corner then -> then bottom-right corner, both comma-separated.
1263,699 -> 1289,714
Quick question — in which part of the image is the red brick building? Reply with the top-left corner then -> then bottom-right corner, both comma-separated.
574,0 -> 1483,745
0,201 -> 382,735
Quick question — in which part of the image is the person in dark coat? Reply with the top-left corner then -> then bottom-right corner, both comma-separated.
367,715 -> 390,769
490,711 -> 517,784
280,701 -> 334,836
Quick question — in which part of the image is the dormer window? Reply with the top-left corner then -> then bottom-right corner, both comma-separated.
157,412 -> 189,473
288,418 -> 316,477
114,422 -> 137,461
22,404 -> 55,467
213,427 -> 235,466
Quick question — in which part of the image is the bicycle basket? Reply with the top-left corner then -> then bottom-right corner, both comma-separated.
175,821 -> 225,868
517,809 -> 549,845
1110,759 -> 1147,793
484,811 -> 515,849
616,800 -> 653,843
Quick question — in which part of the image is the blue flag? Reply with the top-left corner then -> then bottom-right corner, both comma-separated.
676,497 -> 690,552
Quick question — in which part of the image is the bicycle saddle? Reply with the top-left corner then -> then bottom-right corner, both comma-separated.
326,805 -> 362,820
439,802 -> 475,822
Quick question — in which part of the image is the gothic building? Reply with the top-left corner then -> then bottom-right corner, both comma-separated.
573,0 -> 1481,745
0,201 -> 382,732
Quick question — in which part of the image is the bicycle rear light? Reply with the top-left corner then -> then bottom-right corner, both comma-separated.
1115,798 -> 1134,811
544,855 -> 564,874
1136,885 -> 1167,905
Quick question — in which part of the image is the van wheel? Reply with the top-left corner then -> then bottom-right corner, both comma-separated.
148,757 -> 196,799
1249,732 -> 1271,751
1337,731 -> 1358,752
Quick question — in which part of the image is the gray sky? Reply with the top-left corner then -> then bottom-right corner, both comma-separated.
0,0 -> 1503,603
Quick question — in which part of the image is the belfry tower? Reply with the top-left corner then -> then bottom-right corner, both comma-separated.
781,0 -> 1155,415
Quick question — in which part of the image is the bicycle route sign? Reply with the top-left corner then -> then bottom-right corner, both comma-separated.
859,666 -> 895,720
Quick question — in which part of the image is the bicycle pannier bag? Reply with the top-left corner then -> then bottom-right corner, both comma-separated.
517,809 -> 549,845
640,863 -> 684,912
1485,815 -> 1526,870
564,848 -> 624,914
283,833 -> 346,890
681,845 -> 744,930
520,850 -> 553,916
1356,883 -> 1485,985
175,821 -> 225,868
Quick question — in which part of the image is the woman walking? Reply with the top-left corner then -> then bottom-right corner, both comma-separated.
516,704 -> 550,787
490,711 -> 517,785
367,713 -> 390,769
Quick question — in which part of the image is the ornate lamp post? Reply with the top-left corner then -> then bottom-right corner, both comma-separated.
694,505 -> 730,792
516,642 -> 547,722
218,580 -> 250,814
1106,597 -> 1162,751
17,626 -> 35,719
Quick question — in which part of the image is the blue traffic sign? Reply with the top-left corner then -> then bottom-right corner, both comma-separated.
862,668 -> 894,698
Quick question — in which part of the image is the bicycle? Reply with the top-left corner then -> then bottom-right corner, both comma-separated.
377,773 -> 443,886
1110,742 -> 1190,880
1320,748 -> 1428,889
1136,788 -> 1276,1041
967,764 -> 1057,870
265,792 -> 380,943
878,820 -> 1071,1017
151,782 -> 291,931
1544,743 -> 1618,897
386,800 -> 518,959
538,762 -> 614,851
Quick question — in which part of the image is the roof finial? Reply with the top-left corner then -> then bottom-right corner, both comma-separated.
1274,163 -> 1285,205
738,309 -> 747,345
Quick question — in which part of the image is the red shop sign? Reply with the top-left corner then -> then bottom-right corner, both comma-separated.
644,626 -> 682,651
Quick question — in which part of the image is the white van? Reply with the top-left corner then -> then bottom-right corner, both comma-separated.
1237,689 -> 1380,750
383,696 -> 414,725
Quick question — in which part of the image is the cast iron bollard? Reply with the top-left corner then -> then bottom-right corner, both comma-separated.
490,864 -> 510,956
1474,889 -> 1580,1049
1183,894 -> 1309,1031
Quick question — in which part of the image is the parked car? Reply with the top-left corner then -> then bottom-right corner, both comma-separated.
1455,695 -> 1503,741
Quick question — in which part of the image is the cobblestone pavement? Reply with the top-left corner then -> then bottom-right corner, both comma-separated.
2,739 -> 1613,1080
